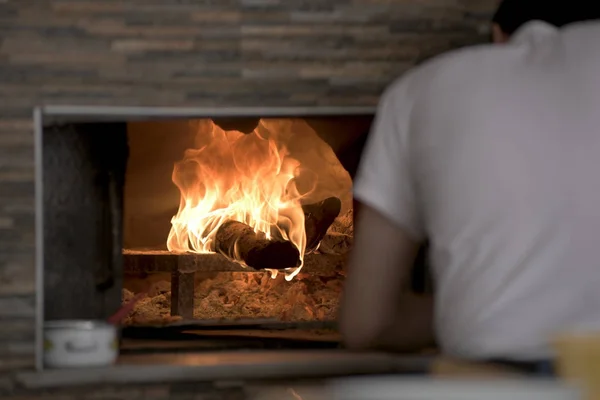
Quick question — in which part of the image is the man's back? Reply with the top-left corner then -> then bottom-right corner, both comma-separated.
354,20 -> 600,360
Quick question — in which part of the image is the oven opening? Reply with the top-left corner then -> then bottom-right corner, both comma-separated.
42,114 -> 375,358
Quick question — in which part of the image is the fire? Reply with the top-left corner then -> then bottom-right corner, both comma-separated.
167,119 -> 307,280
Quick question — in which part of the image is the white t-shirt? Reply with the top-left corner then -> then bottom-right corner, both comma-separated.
353,20 -> 600,360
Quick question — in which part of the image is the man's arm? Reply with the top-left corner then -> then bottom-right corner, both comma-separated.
339,202 -> 435,352
341,72 -> 434,352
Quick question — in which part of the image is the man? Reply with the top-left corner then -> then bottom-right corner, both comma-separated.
340,0 -> 600,365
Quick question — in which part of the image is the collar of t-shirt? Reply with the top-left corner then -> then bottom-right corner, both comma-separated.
510,20 -> 559,45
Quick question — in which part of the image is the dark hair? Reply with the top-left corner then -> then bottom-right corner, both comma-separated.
492,0 -> 600,35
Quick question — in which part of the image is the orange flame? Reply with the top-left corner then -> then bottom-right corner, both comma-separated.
167,120 -> 307,280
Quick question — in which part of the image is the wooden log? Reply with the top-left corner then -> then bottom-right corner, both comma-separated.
303,197 -> 342,253
214,220 -> 300,270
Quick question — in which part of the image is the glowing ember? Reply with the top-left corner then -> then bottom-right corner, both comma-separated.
167,119 -> 307,280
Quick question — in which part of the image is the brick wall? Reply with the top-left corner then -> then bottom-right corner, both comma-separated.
0,0 -> 495,382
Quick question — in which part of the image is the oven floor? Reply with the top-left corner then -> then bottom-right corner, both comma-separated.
121,323 -> 341,354
121,328 -> 341,354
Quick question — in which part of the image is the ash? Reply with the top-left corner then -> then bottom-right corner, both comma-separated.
122,271 -> 343,326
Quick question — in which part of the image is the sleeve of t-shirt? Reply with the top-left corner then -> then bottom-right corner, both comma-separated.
353,77 -> 425,241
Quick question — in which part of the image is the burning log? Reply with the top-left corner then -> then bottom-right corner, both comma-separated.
303,197 -> 342,253
214,220 -> 301,270
213,196 -> 342,270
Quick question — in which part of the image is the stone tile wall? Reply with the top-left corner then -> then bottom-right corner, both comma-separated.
0,0 -> 495,386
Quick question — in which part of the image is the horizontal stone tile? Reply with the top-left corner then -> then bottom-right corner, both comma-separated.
240,60 -> 404,80
38,82 -> 130,97
0,146 -> 34,168
0,37 -> 112,54
0,168 -> 34,184
184,93 -> 323,107
0,295 -> 35,319
290,10 -> 376,23
40,93 -> 188,108
0,237 -> 35,257
0,106 -> 32,118
0,85 -> 39,100
241,39 -> 421,61
186,77 -> 330,94
190,10 -> 242,23
0,200 -> 34,214
241,67 -> 300,79
0,341 -> 35,358
7,212 -> 34,231
0,354 -> 34,372
2,9 -> 91,29
241,10 -> 290,22
315,94 -> 380,106
83,22 -> 197,38
0,119 -> 33,133
97,65 -> 241,81
8,53 -> 124,67
0,251 -> 35,266
0,217 -> 13,228
241,24 -> 390,37
128,22 -> 240,40
51,1 -> 126,13
111,39 -> 195,53
294,4 -> 448,23
0,319 -> 35,342
0,66 -> 100,82
124,49 -> 240,63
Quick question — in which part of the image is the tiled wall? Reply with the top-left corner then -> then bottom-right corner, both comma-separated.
0,0 -> 495,381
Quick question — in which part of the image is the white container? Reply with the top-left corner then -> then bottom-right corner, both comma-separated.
44,320 -> 119,368
330,376 -> 582,400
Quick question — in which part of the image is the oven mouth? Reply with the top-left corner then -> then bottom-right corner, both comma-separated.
35,106 -> 378,370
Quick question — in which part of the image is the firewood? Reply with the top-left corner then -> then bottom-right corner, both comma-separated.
214,220 -> 300,270
303,197 -> 342,253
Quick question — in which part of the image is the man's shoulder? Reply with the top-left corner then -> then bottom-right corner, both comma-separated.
423,43 -> 502,71
384,43 -> 502,102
